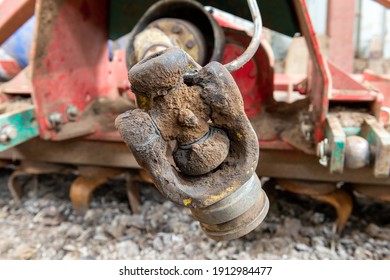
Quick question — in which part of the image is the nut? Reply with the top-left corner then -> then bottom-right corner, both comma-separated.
48,112 -> 63,130
66,105 -> 78,122
171,25 -> 182,34
0,125 -> 17,144
316,138 -> 329,166
185,40 -> 195,49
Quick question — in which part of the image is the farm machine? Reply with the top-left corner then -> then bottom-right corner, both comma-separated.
0,0 -> 389,240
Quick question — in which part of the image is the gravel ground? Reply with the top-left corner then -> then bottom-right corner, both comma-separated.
0,168 -> 389,260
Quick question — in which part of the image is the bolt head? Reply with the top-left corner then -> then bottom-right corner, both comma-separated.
171,25 -> 182,34
66,105 -> 78,121
185,40 -> 195,49
0,125 -> 17,144
319,156 -> 328,167
0,134 -> 8,144
48,112 -> 63,129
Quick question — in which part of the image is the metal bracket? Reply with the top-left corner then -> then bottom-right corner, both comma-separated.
325,115 -> 346,174
0,105 -> 38,152
360,117 -> 390,177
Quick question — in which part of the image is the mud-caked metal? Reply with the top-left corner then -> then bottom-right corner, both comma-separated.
116,47 -> 269,240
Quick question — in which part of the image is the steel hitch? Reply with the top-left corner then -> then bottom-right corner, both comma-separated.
116,45 -> 269,240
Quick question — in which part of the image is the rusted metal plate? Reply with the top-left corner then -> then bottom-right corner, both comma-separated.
0,66 -> 32,95
0,0 -> 36,45
117,45 -> 269,240
31,0 -> 129,140
0,140 -> 389,186
0,105 -> 38,152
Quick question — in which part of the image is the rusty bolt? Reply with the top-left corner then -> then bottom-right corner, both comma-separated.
171,25 -> 182,34
0,125 -> 17,144
66,105 -> 78,122
48,112 -> 63,130
185,40 -> 195,49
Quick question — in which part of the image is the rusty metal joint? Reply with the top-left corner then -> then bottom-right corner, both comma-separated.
117,46 -> 269,240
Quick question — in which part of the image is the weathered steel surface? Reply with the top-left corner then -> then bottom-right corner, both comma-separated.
117,46 -> 268,240
1,140 -> 389,186
325,115 -> 346,174
31,0 -> 130,141
257,149 -> 390,185
0,105 -> 38,152
360,117 -> 390,177
70,166 -> 125,214
276,179 -> 352,232
118,47 -> 260,207
315,188 -> 353,233
0,138 -> 139,168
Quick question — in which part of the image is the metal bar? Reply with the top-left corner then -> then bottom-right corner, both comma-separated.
0,138 -> 139,168
325,115 -> 346,174
224,0 -> 262,72
326,0 -> 355,72
1,140 -> 389,185
0,0 -> 36,45
293,0 -> 331,142
356,0 -> 363,58
256,150 -> 390,185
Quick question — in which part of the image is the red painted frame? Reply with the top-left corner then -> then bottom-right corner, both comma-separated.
31,0 -> 129,141
17,0 -> 390,154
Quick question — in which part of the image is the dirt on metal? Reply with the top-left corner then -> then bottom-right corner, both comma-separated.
250,98 -> 315,154
329,107 -> 372,128
0,98 -> 33,114
116,47 -> 259,208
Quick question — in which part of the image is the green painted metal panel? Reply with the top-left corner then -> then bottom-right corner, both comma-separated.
325,115 -> 346,174
0,107 -> 39,152
109,0 -> 301,40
